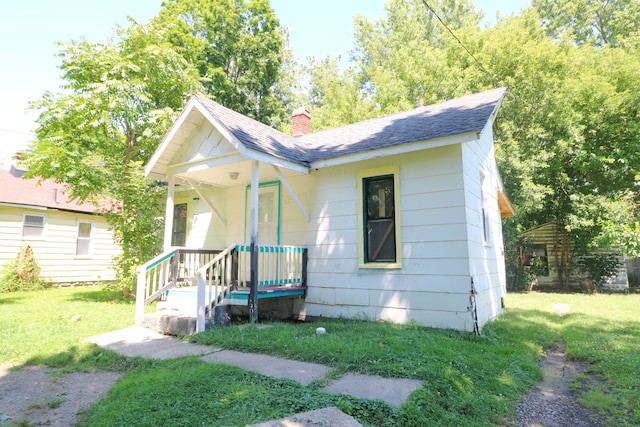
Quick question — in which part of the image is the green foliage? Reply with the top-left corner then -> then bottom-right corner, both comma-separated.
155,0 -> 285,125
577,253 -> 622,290
503,224 -> 542,291
24,22 -> 203,292
25,1 -> 290,292
312,1 -> 640,272
533,0 -> 640,47
0,245 -> 47,293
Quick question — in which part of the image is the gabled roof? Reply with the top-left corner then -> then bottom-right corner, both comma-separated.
193,94 -> 309,166
0,168 -> 99,214
300,87 -> 507,162
146,87 -> 507,178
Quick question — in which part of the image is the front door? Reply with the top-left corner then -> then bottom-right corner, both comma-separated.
172,203 -> 188,247
245,182 -> 280,245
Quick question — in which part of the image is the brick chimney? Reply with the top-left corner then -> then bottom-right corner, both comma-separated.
10,152 -> 27,177
291,107 -> 311,136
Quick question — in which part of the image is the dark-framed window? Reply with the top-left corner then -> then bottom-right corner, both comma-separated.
357,165 -> 402,268
364,175 -> 396,263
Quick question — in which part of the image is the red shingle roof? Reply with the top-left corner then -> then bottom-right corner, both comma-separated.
0,168 -> 99,213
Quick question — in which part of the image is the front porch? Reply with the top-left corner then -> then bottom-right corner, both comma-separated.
135,245 -> 307,334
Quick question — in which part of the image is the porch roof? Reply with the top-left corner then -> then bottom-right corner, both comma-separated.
146,87 -> 507,179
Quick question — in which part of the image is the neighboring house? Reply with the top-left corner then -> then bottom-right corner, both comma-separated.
522,222 -> 629,291
140,87 -> 514,333
0,158 -> 120,283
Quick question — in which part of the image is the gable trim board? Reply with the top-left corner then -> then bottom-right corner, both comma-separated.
146,88 -> 512,332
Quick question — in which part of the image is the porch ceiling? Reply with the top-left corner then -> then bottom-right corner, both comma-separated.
173,158 -> 306,189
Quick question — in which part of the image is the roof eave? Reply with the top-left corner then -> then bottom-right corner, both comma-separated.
308,130 -> 480,169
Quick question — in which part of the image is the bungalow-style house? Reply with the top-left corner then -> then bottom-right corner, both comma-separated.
137,87 -> 514,334
522,222 -> 629,291
0,155 -> 120,283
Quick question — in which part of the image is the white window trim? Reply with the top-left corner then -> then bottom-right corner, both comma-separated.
357,165 -> 402,269
75,220 -> 94,257
22,213 -> 47,240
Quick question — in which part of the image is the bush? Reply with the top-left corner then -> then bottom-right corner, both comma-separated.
0,244 -> 47,292
577,252 -> 622,291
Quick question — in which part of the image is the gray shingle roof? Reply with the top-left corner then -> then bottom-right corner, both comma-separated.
194,87 -> 506,166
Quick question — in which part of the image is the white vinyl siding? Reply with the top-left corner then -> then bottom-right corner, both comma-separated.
0,207 -> 120,283
461,123 -> 507,329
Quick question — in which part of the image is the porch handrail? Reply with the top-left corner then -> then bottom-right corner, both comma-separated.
135,247 -> 220,325
195,244 -> 307,332
195,244 -> 237,333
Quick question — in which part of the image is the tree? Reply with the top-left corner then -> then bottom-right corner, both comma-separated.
301,56 -> 377,131
302,1 -> 640,289
481,10 -> 640,286
351,0 -> 486,113
154,0 -> 285,125
533,0 -> 640,47
25,21 -> 203,291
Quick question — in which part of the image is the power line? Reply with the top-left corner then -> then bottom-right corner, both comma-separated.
421,0 -> 500,88
0,128 -> 35,137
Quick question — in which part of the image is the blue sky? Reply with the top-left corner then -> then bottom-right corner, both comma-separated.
0,0 -> 528,164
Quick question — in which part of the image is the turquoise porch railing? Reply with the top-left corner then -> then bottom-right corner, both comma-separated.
134,248 -> 220,325
194,244 -> 307,332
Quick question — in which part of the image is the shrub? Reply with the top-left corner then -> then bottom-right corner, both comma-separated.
577,252 -> 622,291
0,244 -> 47,292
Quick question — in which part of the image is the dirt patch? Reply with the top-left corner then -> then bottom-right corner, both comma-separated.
0,363 -> 121,426
511,342 -> 606,427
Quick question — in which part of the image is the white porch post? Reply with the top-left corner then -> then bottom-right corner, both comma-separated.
249,160 -> 259,323
163,176 -> 175,251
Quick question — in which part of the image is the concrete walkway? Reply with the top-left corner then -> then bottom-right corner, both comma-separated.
87,326 -> 423,409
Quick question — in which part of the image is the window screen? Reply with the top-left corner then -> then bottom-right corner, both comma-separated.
364,175 -> 396,263
23,214 -> 46,238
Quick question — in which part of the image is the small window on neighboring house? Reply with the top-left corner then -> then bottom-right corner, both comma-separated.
76,222 -> 93,256
357,166 -> 402,268
23,214 -> 46,238
523,244 -> 549,276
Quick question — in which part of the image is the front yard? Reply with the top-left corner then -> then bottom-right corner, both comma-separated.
1,287 -> 638,426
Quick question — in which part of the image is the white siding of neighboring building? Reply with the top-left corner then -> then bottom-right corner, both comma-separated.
0,206 -> 119,283
524,222 -> 629,290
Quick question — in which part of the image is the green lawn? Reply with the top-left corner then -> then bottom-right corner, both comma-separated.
1,287 -> 638,426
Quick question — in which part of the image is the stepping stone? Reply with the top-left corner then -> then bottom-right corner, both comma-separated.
87,326 -> 213,359
322,373 -> 423,407
246,406 -> 362,427
201,350 -> 331,385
